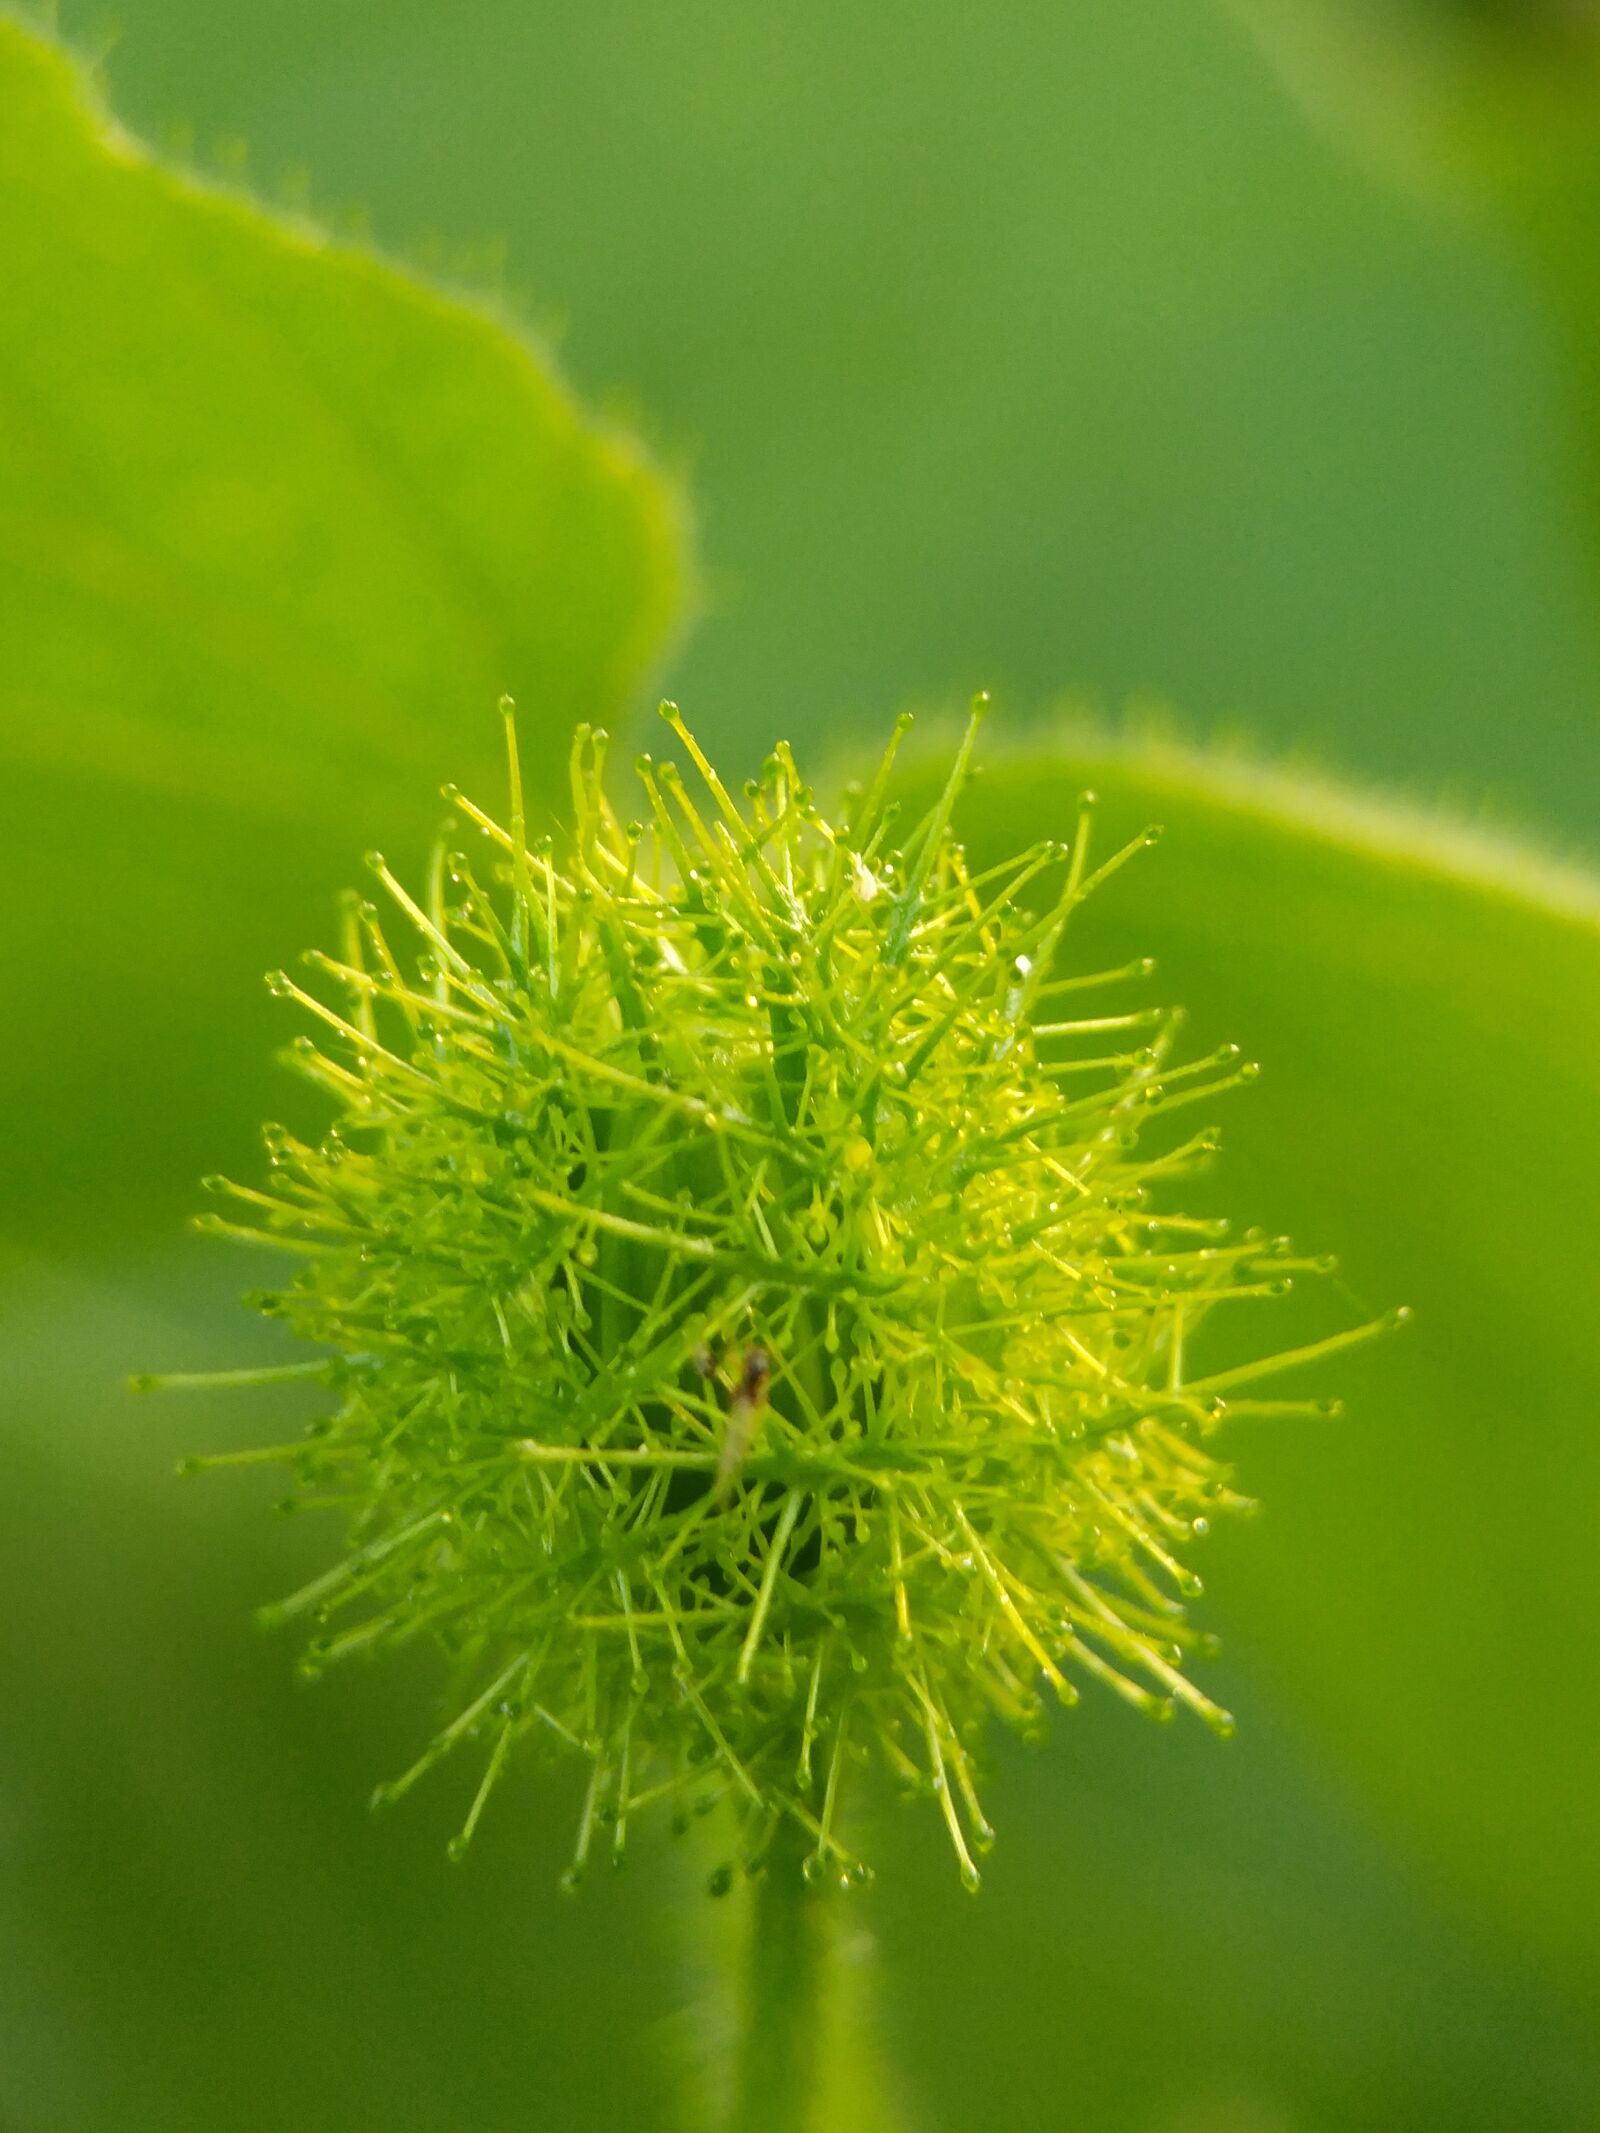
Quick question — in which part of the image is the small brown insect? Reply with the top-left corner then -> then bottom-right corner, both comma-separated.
714,1344 -> 771,1499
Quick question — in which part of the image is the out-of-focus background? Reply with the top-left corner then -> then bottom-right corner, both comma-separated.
6,2 -> 1600,2129
60,0 -> 1600,822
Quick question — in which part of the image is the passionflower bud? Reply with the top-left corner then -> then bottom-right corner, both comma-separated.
158,700 -> 1394,1891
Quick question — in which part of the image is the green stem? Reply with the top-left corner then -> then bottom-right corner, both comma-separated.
730,1830 -> 827,2133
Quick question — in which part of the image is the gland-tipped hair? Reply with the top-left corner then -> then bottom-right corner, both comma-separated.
149,700 -> 1395,1891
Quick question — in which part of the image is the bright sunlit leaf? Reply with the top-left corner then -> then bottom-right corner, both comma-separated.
933,727 -> 1600,2003
0,14 -> 689,1252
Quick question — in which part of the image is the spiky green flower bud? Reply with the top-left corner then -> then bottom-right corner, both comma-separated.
155,700 -> 1395,1892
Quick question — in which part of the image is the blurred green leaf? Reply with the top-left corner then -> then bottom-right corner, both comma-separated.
1235,2 -> 1600,600
8,1248 -> 1598,2133
0,1250 -> 697,2133
927,728 -> 1600,2003
53,0 -> 1600,836
0,13 -> 689,1254
1236,0 -> 1600,199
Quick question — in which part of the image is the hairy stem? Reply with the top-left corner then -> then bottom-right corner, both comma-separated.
730,1828 -> 827,2133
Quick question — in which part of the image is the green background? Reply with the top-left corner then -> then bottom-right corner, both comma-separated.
60,0 -> 1600,824
7,3 -> 1600,2129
